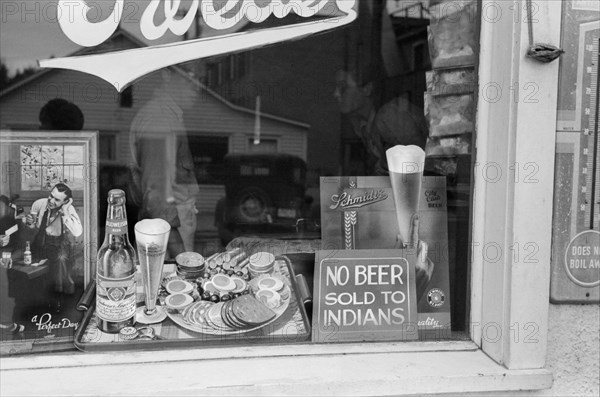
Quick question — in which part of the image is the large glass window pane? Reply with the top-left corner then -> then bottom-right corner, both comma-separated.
0,0 -> 479,347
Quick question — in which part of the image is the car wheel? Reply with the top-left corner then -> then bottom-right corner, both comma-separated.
234,187 -> 271,224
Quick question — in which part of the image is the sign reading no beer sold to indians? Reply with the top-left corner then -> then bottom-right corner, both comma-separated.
312,249 -> 418,343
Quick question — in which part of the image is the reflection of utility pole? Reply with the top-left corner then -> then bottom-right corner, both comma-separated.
372,0 -> 384,97
196,10 -> 202,39
177,8 -> 202,40
176,7 -> 204,80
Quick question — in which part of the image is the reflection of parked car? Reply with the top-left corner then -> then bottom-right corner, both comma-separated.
215,153 -> 318,245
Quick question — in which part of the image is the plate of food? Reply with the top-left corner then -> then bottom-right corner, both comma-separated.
164,250 -> 291,335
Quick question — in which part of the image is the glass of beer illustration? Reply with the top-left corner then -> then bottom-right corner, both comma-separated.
135,218 -> 170,324
386,145 -> 425,248
29,210 -> 38,225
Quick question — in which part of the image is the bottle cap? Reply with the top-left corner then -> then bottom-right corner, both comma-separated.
108,189 -> 125,198
119,326 -> 138,340
107,189 -> 126,205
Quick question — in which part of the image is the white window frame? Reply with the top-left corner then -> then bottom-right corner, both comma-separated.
0,1 -> 561,394
246,135 -> 280,153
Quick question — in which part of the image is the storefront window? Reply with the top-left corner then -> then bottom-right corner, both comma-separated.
0,0 -> 480,352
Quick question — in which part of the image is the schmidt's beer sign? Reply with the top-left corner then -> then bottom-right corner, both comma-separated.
39,0 -> 357,91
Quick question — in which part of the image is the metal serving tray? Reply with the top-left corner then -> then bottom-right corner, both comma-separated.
74,256 -> 311,351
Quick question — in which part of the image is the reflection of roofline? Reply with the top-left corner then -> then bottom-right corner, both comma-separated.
0,68 -> 52,98
0,30 -> 144,98
0,29 -> 310,130
177,71 -> 310,129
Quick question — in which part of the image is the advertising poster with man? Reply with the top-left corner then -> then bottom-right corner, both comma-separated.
0,133 -> 96,353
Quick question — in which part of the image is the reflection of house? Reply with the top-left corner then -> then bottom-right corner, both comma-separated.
0,30 -> 309,213
195,20 -> 352,178
198,2 -> 430,176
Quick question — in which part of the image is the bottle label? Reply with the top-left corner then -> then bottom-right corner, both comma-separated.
106,219 -> 127,236
106,219 -> 127,235
96,274 -> 136,323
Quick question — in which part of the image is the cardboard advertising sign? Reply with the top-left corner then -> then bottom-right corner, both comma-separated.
312,249 -> 418,343
0,131 -> 98,355
320,176 -> 451,336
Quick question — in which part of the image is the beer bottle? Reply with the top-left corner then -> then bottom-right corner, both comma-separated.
23,241 -> 32,265
96,189 -> 137,333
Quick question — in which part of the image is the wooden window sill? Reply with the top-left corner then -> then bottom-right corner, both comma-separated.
1,341 -> 552,396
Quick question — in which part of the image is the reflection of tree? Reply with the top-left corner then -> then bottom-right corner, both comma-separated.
20,145 -> 68,190
0,60 -> 37,92
0,62 -> 9,91
0,60 -> 38,91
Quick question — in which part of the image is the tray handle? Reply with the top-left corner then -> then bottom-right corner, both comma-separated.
295,274 -> 313,314
77,281 -> 96,311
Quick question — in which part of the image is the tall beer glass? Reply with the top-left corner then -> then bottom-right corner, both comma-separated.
386,145 -> 425,248
134,219 -> 170,324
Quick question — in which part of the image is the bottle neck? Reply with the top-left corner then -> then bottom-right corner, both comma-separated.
104,203 -> 130,245
106,233 -> 130,245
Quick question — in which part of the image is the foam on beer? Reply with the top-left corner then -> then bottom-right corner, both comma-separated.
386,145 -> 425,174
134,218 -> 170,247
